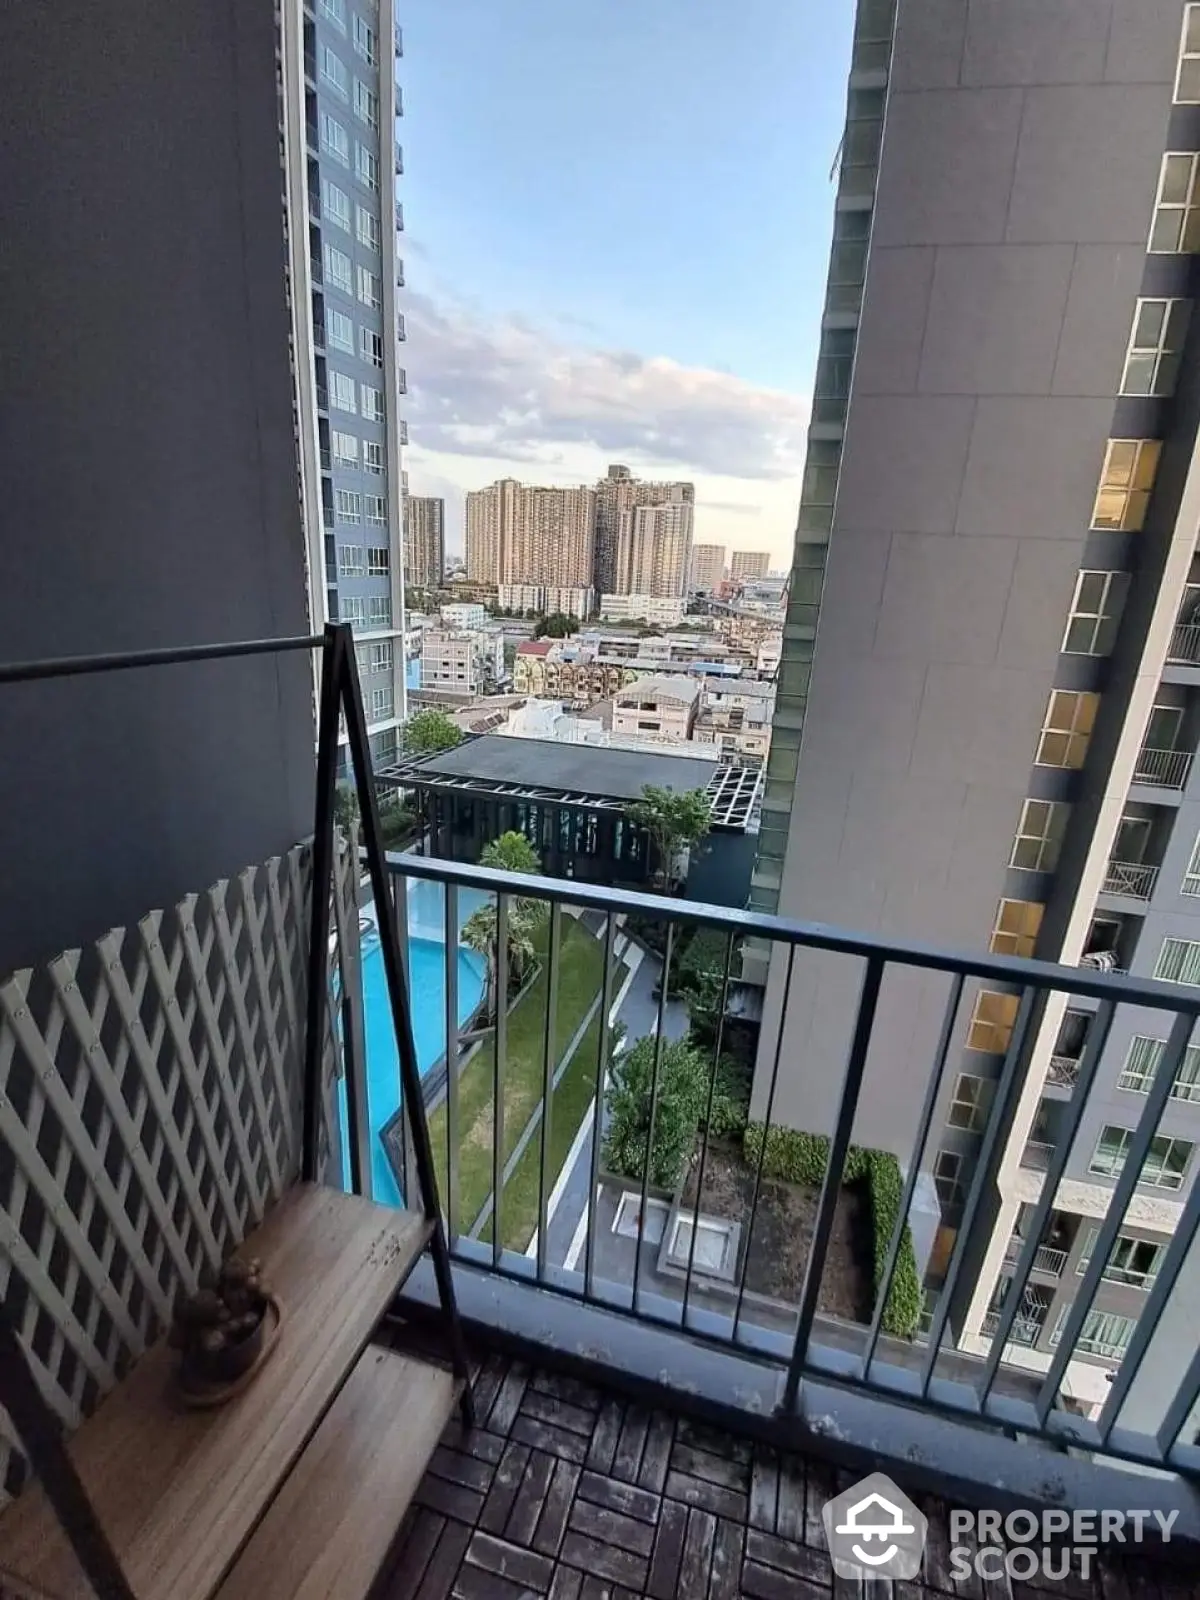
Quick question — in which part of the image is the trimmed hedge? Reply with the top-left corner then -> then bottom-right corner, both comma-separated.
742,1124 -> 922,1339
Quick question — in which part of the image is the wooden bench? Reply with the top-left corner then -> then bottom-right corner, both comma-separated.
0,1184 -> 455,1600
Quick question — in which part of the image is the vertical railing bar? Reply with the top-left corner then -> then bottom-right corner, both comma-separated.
1097,1162 -> 1200,1448
632,922 -> 676,1317
681,929 -> 738,1332
977,998 -> 1116,1407
492,893 -> 509,1268
1036,1005 -> 1197,1427
782,952 -> 880,1404
862,970 -> 964,1378
536,903 -> 562,1281
918,983 -> 1038,1400
444,881 -> 461,1244
584,912 -> 618,1303
331,857 -> 371,1200
300,625 -> 344,1182
1159,1342 -> 1200,1459
388,868 -> 410,1201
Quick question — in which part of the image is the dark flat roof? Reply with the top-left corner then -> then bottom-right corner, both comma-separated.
403,735 -> 718,802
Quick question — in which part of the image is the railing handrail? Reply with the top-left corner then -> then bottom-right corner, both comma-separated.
379,849 -> 1200,1014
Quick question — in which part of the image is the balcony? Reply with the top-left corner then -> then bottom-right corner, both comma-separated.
1132,745 -> 1193,791
1020,1139 -> 1055,1171
1167,622 -> 1200,665
1048,1052 -> 1081,1089
395,142 -> 404,175
1004,1237 -> 1068,1278
0,632 -> 1198,1599
1101,860 -> 1159,900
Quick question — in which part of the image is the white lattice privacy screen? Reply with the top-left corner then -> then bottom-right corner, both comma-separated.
0,837 -> 356,1499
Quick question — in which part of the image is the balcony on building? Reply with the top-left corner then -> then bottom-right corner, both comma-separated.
1098,807 -> 1171,910
1003,1208 -> 1079,1281
1164,586 -> 1200,680
984,1283 -> 1055,1348
1045,1006 -> 1092,1096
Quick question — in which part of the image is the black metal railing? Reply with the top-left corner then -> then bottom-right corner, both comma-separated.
333,847 -> 1200,1483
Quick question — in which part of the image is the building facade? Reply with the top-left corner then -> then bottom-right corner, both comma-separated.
512,642 -> 637,701
690,543 -> 727,592
439,602 -> 486,629
405,495 -> 445,589
281,0 -> 408,765
498,583 -> 593,619
729,549 -> 771,583
754,0 -> 1200,1409
598,593 -> 688,627
420,627 -> 503,697
611,675 -> 700,744
613,502 -> 695,598
593,465 -> 695,594
465,479 -> 596,589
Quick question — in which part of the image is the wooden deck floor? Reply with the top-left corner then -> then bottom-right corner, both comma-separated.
378,1353 -> 1195,1600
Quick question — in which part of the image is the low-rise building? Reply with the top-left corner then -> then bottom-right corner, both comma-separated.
693,681 -> 775,765
598,593 -> 687,627
420,628 -> 504,697
512,641 -> 636,701
611,674 -> 700,744
499,583 -> 593,619
439,602 -> 488,630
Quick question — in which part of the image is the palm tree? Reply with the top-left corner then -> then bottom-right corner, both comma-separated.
462,901 -> 539,1021
478,831 -> 546,924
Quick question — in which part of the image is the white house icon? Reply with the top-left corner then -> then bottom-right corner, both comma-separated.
835,1491 -> 915,1567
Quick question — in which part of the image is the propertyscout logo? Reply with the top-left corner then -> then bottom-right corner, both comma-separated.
823,1472 -> 1179,1583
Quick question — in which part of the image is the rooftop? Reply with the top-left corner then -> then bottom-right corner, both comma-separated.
614,675 -> 701,707
516,641 -> 554,656
394,733 -> 720,803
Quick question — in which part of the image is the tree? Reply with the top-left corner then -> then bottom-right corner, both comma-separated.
535,612 -> 579,639
462,901 -> 540,1019
624,785 -> 713,890
603,1035 -> 708,1189
403,707 -> 463,754
479,831 -> 546,922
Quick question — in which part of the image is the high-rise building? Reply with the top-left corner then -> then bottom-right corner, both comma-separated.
465,479 -> 595,590
281,0 -> 408,765
405,496 -> 445,589
754,0 -> 1200,1412
613,502 -> 694,598
730,549 -> 771,583
690,543 -> 727,592
593,465 -> 694,594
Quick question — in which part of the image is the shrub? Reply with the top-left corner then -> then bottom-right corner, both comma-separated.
703,1055 -> 752,1140
604,1036 -> 708,1190
742,1124 -> 922,1339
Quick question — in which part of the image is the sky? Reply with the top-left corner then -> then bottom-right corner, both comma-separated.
398,0 -> 855,564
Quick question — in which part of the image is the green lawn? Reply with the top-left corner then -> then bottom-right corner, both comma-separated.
428,914 -> 613,1238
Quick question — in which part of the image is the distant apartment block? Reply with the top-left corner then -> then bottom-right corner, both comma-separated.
598,593 -> 687,627
593,464 -> 695,594
611,675 -> 700,745
690,543 -> 727,592
730,549 -> 771,583
404,496 -> 445,589
754,0 -> 1200,1415
281,0 -> 408,764
439,601 -> 486,629
498,583 -> 593,619
614,502 -> 694,599
465,478 -> 595,590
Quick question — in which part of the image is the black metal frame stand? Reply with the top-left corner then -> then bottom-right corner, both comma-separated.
0,625 -> 473,1600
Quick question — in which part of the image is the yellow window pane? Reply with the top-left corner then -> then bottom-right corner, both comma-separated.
1104,440 -> 1138,487
968,990 -> 1019,1052
1133,440 -> 1162,489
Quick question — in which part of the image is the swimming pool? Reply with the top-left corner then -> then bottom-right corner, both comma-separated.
341,878 -> 489,1204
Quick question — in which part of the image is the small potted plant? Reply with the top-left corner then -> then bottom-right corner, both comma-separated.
171,1256 -> 273,1391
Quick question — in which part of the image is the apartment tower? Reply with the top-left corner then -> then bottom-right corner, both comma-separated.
405,495 -> 445,589
613,501 -> 695,598
690,543 -> 727,592
281,0 -> 408,763
464,478 -> 596,595
729,549 -> 771,583
754,0 -> 1200,1415
593,465 -> 695,594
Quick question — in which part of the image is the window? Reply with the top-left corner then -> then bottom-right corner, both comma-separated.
361,384 -> 384,421
320,113 -> 350,166
321,179 -> 350,231
1078,1228 -> 1165,1288
357,266 -> 381,309
934,1150 -> 965,1209
1183,831 -> 1200,896
367,544 -> 389,572
318,0 -> 346,29
1178,6 -> 1200,101
324,245 -> 352,297
1091,440 -> 1161,531
335,489 -> 361,524
337,543 -> 364,576
356,143 -> 379,192
353,205 -> 381,254
948,1073 -> 991,1133
1117,1036 -> 1200,1100
353,15 -> 378,64
340,596 -> 366,627
967,990 -> 1019,1054
365,498 -> 387,527
1150,153 -> 1200,252
332,431 -> 358,467
1062,571 -> 1127,656
1089,1125 -> 1194,1189
359,327 -> 384,368
368,596 -> 392,629
1077,1311 -> 1137,1360
1035,690 -> 1098,769
329,372 -> 357,414
989,899 -> 1043,959
371,641 -> 393,672
1010,799 -> 1067,873
1155,937 -> 1200,985
1120,300 -> 1191,396
354,80 -> 379,130
327,307 -> 354,353
319,45 -> 348,97
363,440 -> 385,474
370,685 -> 395,720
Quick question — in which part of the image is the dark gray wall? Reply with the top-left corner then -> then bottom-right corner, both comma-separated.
0,1 -> 316,972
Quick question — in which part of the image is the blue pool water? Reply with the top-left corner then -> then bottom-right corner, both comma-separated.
341,879 -> 489,1204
